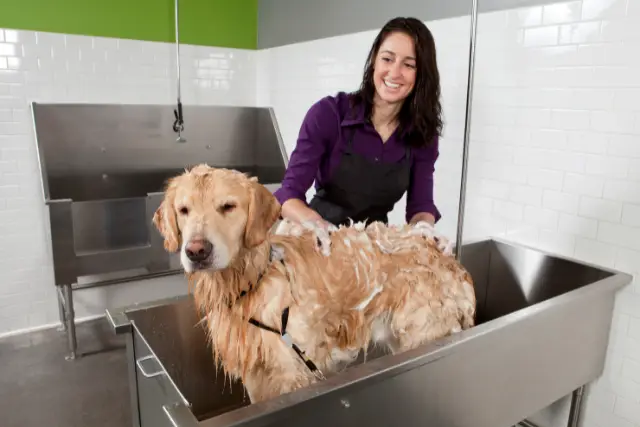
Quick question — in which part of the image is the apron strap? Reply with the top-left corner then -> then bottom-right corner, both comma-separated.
345,127 -> 357,153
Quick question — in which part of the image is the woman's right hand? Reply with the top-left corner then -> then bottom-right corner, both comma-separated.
281,198 -> 331,228
303,217 -> 335,232
280,198 -> 336,255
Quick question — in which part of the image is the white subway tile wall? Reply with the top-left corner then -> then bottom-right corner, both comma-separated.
258,1 -> 640,426
0,28 -> 256,336
2,0 -> 640,425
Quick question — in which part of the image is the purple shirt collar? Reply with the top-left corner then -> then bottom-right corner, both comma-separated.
339,97 -> 414,137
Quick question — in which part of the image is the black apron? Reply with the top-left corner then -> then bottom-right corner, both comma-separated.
309,127 -> 412,227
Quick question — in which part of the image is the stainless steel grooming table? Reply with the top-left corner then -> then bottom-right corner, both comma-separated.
107,238 -> 632,427
31,102 -> 288,360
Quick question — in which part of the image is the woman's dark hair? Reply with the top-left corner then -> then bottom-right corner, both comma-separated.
350,17 -> 443,148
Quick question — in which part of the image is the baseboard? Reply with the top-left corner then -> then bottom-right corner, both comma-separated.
0,313 -> 107,340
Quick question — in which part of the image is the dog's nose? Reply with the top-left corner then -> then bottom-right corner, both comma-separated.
185,239 -> 213,262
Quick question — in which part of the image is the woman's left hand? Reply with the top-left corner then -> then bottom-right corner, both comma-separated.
409,212 -> 435,227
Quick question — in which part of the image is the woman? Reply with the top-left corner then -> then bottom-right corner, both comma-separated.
274,17 -> 443,230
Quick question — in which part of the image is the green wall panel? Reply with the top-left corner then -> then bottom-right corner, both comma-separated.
0,0 -> 257,50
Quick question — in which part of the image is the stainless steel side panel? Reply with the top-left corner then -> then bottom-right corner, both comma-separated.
72,198 -> 150,254
126,297 -> 250,423
133,321 -> 190,427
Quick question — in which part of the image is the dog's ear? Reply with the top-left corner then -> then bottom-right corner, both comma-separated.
152,183 -> 180,252
244,179 -> 281,248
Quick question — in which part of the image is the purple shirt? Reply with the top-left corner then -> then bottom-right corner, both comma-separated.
274,91 -> 441,224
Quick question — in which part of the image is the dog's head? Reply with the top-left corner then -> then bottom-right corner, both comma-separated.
152,164 -> 281,273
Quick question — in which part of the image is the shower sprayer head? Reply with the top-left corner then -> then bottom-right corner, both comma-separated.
173,102 -> 185,142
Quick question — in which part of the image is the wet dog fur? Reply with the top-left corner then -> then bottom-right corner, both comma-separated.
152,164 -> 476,403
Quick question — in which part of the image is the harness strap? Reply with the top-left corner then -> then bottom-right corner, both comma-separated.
248,307 -> 326,380
233,247 -> 326,381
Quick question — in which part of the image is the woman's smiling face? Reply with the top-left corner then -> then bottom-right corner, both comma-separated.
372,31 -> 417,105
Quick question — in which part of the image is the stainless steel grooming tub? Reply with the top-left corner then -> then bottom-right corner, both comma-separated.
106,238 -> 632,427
31,102 -> 288,360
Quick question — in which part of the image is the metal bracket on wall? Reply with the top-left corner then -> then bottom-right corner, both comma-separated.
173,0 -> 186,143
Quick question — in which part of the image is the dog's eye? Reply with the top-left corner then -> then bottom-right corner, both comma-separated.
219,202 -> 236,213
179,207 -> 189,215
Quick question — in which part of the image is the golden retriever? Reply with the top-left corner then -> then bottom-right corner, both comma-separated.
152,164 -> 476,403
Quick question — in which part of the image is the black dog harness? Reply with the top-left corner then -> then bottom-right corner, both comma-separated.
231,249 -> 326,381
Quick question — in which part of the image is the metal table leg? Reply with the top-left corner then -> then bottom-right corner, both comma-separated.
516,385 -> 586,427
567,386 -> 585,427
56,286 -> 67,332
58,283 -> 78,360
